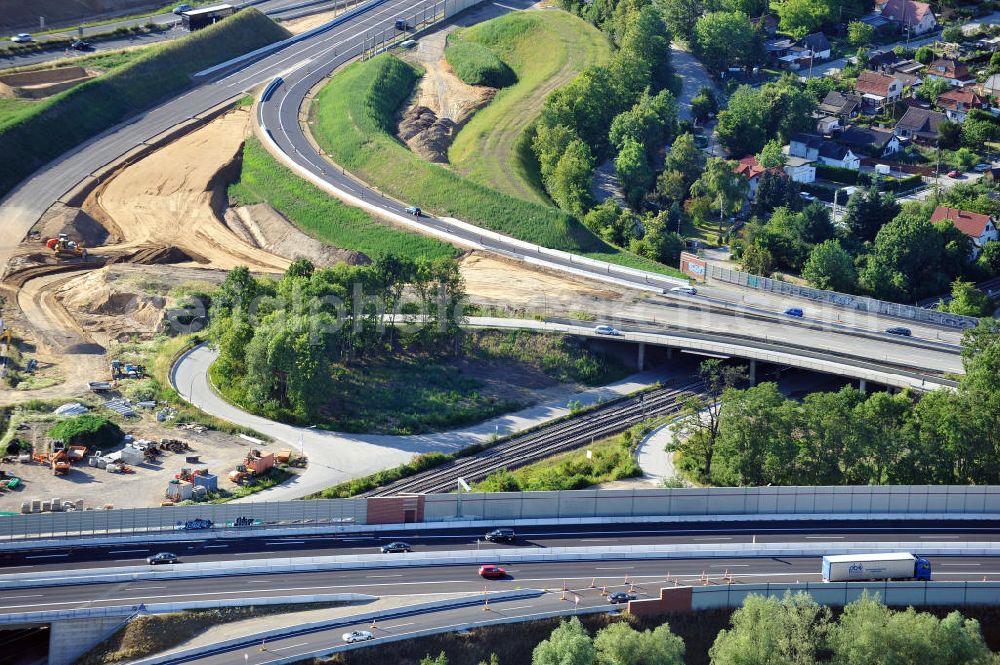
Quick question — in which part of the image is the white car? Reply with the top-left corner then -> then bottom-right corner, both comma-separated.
10,33 -> 32,43
594,325 -> 623,336
799,192 -> 816,201
342,630 -> 374,643
670,286 -> 697,295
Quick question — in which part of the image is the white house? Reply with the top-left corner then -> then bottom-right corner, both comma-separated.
784,156 -> 816,183
818,143 -> 862,170
930,206 -> 1000,259
875,0 -> 937,36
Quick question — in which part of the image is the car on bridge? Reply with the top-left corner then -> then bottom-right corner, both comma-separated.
594,325 -> 623,336
173,4 -> 194,14
71,40 -> 94,51
479,564 -> 506,578
784,307 -> 804,318
147,552 -> 179,565
608,591 -> 636,604
885,327 -> 912,336
670,286 -> 697,295
394,18 -> 410,30
404,206 -> 422,216
10,34 -> 32,43
342,630 -> 374,643
176,518 -> 213,530
380,541 -> 412,553
485,528 -> 516,543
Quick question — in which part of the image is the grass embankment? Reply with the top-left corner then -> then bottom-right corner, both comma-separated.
474,419 -> 658,491
243,330 -> 630,435
77,603 -> 348,665
0,8 -> 290,198
447,12 -> 609,205
229,137 -> 456,261
308,53 -> 682,277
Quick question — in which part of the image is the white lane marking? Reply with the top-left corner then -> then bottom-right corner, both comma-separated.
366,574 -> 402,578
266,541 -> 305,545
25,554 -> 68,559
271,642 -> 310,651
0,566 -> 33,570
693,537 -> 732,541
125,586 -> 167,591
922,535 -> 960,539
1,594 -> 42,599
108,549 -> 149,554
580,539 -> 608,542
204,545 -> 229,549
939,563 -> 980,566
805,536 -> 843,539
497,604 -> 534,611
115,559 -> 144,562
384,621 -> 416,629
710,564 -> 750,568
595,566 -> 634,570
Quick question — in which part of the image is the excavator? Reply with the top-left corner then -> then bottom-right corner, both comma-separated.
46,234 -> 88,260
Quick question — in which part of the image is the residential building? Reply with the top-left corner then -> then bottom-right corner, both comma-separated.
874,0 -> 937,35
925,58 -> 975,87
751,13 -> 779,37
800,32 -> 831,60
894,107 -> 946,143
784,156 -> 816,183
788,133 -> 823,161
819,91 -> 862,120
979,73 -> 1000,97
816,116 -> 841,134
936,87 -> 987,122
854,70 -> 903,109
836,125 -> 902,157
891,59 -> 924,76
818,143 -> 862,170
732,155 -> 783,202
930,206 -> 999,259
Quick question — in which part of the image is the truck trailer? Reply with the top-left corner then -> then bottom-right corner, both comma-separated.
181,4 -> 235,30
821,552 -> 931,582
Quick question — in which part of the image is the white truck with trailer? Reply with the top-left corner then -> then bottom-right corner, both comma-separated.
821,552 -> 932,582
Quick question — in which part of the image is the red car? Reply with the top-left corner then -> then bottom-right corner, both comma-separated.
479,565 -> 506,579
947,170 -> 961,178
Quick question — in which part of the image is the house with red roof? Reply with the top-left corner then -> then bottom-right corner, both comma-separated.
732,155 -> 783,203
854,70 -> 903,109
875,0 -> 937,35
936,88 -> 987,123
930,206 -> 999,259
925,58 -> 975,87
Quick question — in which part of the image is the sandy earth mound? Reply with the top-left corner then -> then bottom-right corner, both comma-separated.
225,203 -> 370,266
87,108 -> 289,273
56,268 -> 167,342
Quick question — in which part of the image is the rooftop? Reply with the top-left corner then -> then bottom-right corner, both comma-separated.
931,206 -> 992,238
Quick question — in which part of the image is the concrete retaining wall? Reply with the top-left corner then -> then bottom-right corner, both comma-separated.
49,614 -> 128,665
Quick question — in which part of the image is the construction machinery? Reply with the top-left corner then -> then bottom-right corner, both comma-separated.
46,234 -> 88,260
111,360 -> 146,380
51,449 -> 70,475
229,450 -> 274,484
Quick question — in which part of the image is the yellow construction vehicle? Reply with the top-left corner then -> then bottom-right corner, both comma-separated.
46,234 -> 88,260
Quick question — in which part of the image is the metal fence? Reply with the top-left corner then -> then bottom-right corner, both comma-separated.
3,486 -> 999,541
706,264 -> 979,329
359,0 -> 484,57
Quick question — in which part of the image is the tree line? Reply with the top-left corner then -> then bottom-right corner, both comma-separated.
674,320 -> 1000,487
735,180 -> 1000,312
208,256 -> 464,422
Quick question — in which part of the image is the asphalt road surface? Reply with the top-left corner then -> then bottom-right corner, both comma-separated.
7,520 -> 1000,572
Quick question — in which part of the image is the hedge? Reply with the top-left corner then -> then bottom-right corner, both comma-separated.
444,40 -> 516,88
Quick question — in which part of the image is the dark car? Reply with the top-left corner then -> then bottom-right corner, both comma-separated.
484,528 -> 516,543
176,518 -> 213,530
404,206 -> 422,216
394,18 -> 409,30
147,552 -> 179,565
784,307 -> 804,318
71,40 -> 94,51
886,326 -> 912,336
608,591 -> 636,604
380,541 -> 412,553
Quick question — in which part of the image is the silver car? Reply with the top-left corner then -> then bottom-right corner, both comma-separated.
343,630 -> 374,643
594,325 -> 623,336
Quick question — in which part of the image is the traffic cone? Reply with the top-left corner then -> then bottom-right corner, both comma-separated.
700,570 -> 708,583
260,638 -> 267,652
562,579 -> 568,591
601,584 -> 608,596
629,581 -> 636,593
483,596 -> 490,612
561,588 -> 567,600
371,617 -> 377,630
590,577 -> 596,588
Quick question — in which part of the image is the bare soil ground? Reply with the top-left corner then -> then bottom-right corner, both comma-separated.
225,203 -> 368,266
279,10 -> 340,34
396,23 -> 494,162
0,416 -> 271,511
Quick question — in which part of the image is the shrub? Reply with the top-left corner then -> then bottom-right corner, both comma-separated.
0,9 -> 291,198
49,415 -> 123,448
815,165 -> 859,185
445,40 -> 516,88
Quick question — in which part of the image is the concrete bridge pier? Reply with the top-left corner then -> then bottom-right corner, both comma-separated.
49,614 -> 129,665
749,359 -> 756,385
859,378 -> 867,394
637,342 -> 646,371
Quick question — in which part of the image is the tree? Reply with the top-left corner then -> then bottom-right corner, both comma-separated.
690,86 -> 718,125
917,75 -> 950,102
803,239 -> 858,292
945,279 -> 994,317
660,0 -> 712,44
665,132 -> 705,189
532,617 -> 595,665
549,138 -> 595,216
977,240 -> 1000,275
478,656 -> 501,665
420,653 -> 449,665
716,80 -> 815,156
594,622 -> 685,665
859,208 -> 950,301
712,382 -> 798,485
715,86 -> 767,156
609,89 -> 678,155
616,137 -> 655,209
842,186 -> 899,243
847,20 -> 874,45
656,169 -> 689,203
915,45 -> 934,64
942,25 -> 964,44
693,11 -> 756,73
672,359 -> 747,482
690,157 -> 749,234
938,118 -> 962,149
751,171 -> 800,217
740,241 -> 776,275
755,139 -> 787,169
709,592 -> 831,665
635,211 -> 685,263
961,118 -> 998,148
774,0 -> 830,40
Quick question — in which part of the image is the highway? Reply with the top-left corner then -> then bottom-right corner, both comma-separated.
5,522 -> 1000,573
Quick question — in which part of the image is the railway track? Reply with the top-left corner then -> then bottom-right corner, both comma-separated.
363,380 -> 706,496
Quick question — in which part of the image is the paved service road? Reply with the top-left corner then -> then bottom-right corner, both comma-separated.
5,521 -> 1000,572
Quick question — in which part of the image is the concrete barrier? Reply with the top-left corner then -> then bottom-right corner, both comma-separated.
2,541 -> 998,591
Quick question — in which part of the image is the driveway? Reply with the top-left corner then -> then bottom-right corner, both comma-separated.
672,41 -> 717,122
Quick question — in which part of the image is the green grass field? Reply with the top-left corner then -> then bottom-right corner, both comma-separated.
448,12 -> 610,205
0,97 -> 40,130
0,9 -> 289,198
308,52 -> 684,278
229,137 -> 457,261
